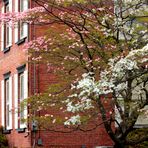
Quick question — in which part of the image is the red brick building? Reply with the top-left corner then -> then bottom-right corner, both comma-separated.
0,0 -> 113,147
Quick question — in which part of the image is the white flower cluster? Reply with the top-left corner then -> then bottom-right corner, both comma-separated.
76,73 -> 95,97
112,58 -> 138,79
115,82 -> 128,92
66,97 -> 93,113
64,43 -> 147,125
64,115 -> 81,125
127,44 -> 148,61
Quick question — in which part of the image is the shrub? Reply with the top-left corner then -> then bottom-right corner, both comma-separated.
0,126 -> 8,148
128,128 -> 148,148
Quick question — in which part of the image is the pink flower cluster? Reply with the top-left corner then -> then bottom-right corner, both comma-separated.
0,7 -> 46,26
23,36 -> 48,51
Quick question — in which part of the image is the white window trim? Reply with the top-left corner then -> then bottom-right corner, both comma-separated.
1,0 -> 12,51
7,77 -> 12,130
1,77 -> 12,130
14,74 -> 18,129
14,0 -> 18,43
1,80 -> 5,126
1,6 -> 4,51
5,0 -> 12,48
14,0 -> 28,43
115,98 -> 124,128
14,70 -> 28,129
21,70 -> 28,128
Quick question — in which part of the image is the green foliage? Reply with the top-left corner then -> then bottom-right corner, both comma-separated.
127,128 -> 148,148
0,127 -> 8,148
27,0 -> 148,146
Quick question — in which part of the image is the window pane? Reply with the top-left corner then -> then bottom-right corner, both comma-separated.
6,4 -> 9,12
5,79 -> 10,127
5,4 -> 10,46
19,73 -> 25,125
6,104 -> 10,127
20,0 -> 24,12
20,108 -> 24,124
6,80 -> 9,102
20,73 -> 24,100
6,25 -> 10,46
20,22 -> 25,38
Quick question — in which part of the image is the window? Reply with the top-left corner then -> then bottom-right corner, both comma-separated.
15,65 -> 28,129
19,0 -> 25,39
0,0 -> 12,52
15,0 -> 28,44
1,72 -> 12,131
1,0 -> 12,52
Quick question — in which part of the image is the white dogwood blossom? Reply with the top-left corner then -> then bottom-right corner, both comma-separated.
112,58 -> 138,80
66,97 -> 94,113
64,115 -> 81,125
64,44 -> 148,125
127,44 -> 148,60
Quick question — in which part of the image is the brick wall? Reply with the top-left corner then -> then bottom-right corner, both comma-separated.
0,25 -> 31,148
0,0 -> 114,147
33,127 -> 113,148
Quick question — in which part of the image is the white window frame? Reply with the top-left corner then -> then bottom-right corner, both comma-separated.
1,1 -> 12,51
14,74 -> 18,129
16,70 -> 28,129
115,98 -> 124,127
14,0 -> 28,43
1,76 -> 13,130
19,0 -> 25,39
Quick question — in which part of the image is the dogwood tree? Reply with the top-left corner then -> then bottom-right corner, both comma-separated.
1,0 -> 147,147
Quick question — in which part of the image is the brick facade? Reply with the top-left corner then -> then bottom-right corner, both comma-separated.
0,0 -> 113,147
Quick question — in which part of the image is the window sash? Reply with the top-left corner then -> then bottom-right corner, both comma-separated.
19,73 -> 24,100
5,79 -> 10,128
6,104 -> 10,127
15,69 -> 28,129
5,80 -> 9,102
5,3 -> 9,12
19,0 -> 25,39
5,3 -> 10,47
19,73 -> 25,126
20,0 -> 24,12
6,25 -> 10,46
19,21 -> 25,39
